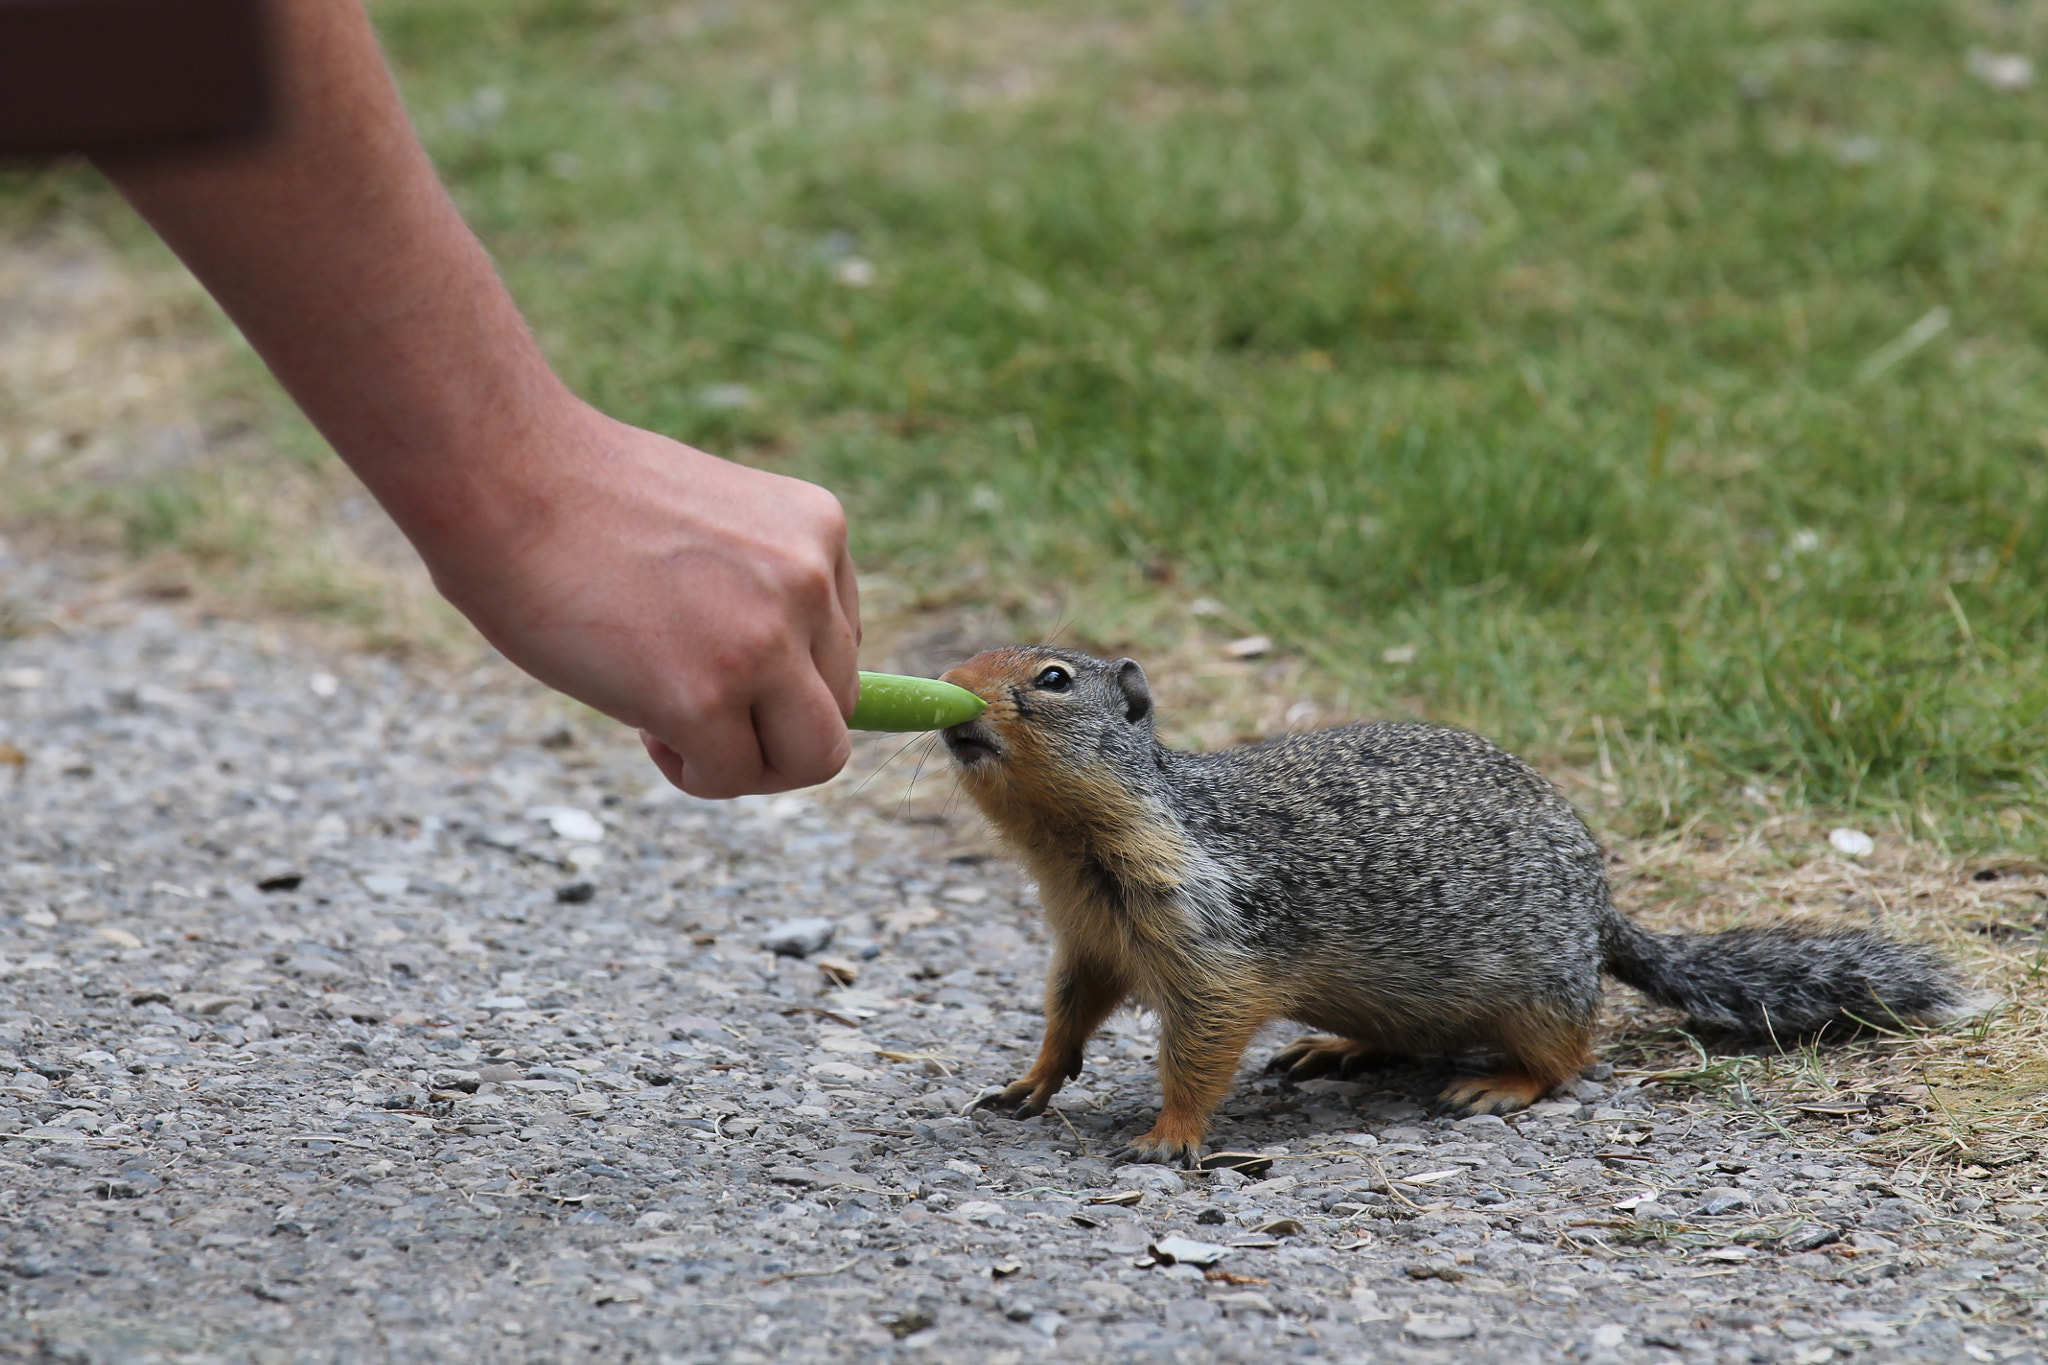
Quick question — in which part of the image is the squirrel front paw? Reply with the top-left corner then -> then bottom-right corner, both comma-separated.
968,1076 -> 1060,1119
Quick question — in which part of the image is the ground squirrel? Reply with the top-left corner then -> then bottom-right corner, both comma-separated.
938,645 -> 1970,1166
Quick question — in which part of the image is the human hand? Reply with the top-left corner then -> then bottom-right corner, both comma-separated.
422,408 -> 860,798
94,0 -> 860,796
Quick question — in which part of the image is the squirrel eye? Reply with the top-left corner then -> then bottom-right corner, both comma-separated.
1032,666 -> 1073,691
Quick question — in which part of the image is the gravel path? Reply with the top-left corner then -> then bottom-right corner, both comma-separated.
0,552 -> 2042,1364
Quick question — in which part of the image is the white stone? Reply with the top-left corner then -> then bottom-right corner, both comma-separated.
1149,1236 -> 1228,1267
532,807 -> 605,842
1968,48 -> 2034,92
1403,1315 -> 1477,1341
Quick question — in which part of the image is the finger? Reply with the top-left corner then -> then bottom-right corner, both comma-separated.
812,553 -> 862,723
640,732 -> 690,790
643,692 -> 771,800
835,546 -> 863,653
645,605 -> 846,797
750,682 -> 853,792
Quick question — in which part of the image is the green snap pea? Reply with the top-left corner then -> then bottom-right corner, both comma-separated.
848,672 -> 988,732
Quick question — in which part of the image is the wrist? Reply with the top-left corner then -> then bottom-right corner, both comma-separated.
359,386 -> 615,586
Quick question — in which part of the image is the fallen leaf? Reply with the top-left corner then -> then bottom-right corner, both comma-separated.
814,956 -> 859,987
1199,1151 -> 1275,1177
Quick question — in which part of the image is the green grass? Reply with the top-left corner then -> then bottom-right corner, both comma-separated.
11,0 -> 2048,845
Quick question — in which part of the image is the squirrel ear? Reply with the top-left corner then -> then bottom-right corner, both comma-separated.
1111,659 -> 1152,725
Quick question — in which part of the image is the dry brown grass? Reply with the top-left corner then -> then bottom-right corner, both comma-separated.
0,216 -> 466,655
1602,834 -> 2047,1200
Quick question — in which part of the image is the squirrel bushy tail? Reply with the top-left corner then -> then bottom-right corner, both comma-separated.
1601,917 -> 1968,1037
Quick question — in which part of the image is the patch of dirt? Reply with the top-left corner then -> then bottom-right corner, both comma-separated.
0,220 -> 223,493
0,216 -> 465,653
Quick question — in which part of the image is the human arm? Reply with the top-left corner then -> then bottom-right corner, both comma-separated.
92,0 -> 859,797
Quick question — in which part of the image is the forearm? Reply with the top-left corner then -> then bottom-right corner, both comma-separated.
93,0 -> 575,557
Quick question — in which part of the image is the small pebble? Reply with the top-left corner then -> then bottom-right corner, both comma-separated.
532,806 -> 605,842
1828,827 -> 1875,858
758,917 -> 836,956
1698,1187 -> 1753,1216
1404,1315 -> 1478,1341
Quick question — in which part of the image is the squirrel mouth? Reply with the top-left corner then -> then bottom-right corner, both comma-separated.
942,722 -> 1001,767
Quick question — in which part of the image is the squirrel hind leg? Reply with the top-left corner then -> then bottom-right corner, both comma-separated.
1266,1035 -> 1401,1082
1438,1017 -> 1592,1117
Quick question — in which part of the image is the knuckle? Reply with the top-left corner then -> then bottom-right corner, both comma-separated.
797,482 -> 847,531
706,623 -> 784,678
781,559 -> 839,607
757,539 -> 838,601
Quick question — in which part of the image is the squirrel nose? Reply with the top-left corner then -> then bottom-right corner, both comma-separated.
938,663 -> 994,702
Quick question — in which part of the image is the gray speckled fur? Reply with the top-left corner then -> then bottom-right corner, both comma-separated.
980,648 -> 1964,1041
1162,723 -> 1612,1034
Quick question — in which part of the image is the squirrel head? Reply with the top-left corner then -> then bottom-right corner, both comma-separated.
940,647 -> 1193,891
937,646 -> 1158,809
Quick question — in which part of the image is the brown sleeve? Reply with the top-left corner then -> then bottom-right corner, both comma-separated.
0,0 -> 269,157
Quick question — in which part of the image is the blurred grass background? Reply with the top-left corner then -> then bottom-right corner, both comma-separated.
6,0 -> 2048,848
